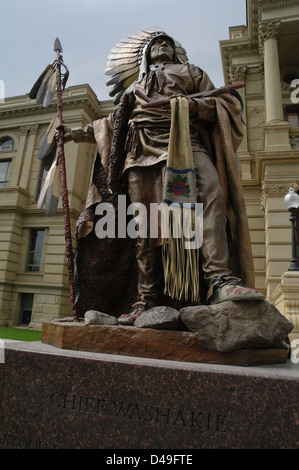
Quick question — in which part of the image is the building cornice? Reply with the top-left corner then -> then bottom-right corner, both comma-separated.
220,0 -> 299,84
0,84 -> 113,123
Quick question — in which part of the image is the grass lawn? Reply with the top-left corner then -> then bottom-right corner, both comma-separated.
0,327 -> 41,342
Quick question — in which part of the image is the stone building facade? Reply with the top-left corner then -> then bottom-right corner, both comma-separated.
220,0 -> 299,339
0,85 -> 113,328
0,0 -> 298,339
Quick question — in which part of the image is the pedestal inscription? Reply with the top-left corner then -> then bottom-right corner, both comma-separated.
0,341 -> 298,449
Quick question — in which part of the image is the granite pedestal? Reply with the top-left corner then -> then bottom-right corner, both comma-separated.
0,339 -> 298,449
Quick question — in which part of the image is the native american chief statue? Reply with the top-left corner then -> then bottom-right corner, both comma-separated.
59,28 -> 264,324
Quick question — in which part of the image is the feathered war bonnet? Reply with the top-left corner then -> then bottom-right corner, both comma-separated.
105,28 -> 188,104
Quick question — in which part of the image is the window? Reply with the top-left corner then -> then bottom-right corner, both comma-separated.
26,229 -> 45,272
19,294 -> 34,325
287,111 -> 299,128
0,137 -> 15,151
283,73 -> 299,86
0,160 -> 11,187
286,107 -> 299,149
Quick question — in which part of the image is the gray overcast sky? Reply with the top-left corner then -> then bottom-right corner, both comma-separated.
1,0 -> 247,101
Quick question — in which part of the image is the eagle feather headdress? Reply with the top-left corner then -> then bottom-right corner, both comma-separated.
105,27 -> 188,104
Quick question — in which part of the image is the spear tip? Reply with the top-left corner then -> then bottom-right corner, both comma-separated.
54,37 -> 63,53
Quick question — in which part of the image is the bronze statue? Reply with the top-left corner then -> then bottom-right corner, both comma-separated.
59,28 -> 263,325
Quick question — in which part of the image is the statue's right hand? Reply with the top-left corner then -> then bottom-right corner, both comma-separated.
55,124 -> 72,143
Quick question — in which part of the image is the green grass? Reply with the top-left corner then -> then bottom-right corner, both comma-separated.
0,327 -> 41,342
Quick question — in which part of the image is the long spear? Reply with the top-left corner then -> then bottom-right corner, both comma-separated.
53,38 -> 79,322
29,38 -> 79,321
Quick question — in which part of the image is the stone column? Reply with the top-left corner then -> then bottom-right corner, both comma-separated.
10,126 -> 28,187
18,125 -> 39,190
259,21 -> 283,123
259,22 -> 291,151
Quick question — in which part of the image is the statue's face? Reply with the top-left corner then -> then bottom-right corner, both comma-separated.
149,37 -> 175,64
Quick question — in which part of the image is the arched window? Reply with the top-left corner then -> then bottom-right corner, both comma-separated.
0,137 -> 15,151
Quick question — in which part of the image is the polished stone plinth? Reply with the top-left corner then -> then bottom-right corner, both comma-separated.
41,322 -> 289,367
0,340 -> 298,449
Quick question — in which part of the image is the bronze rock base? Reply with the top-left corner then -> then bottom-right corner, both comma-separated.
41,322 -> 288,366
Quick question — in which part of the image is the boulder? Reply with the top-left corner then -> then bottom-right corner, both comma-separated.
52,316 -> 84,323
134,306 -> 180,330
179,300 -> 294,352
84,310 -> 118,326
